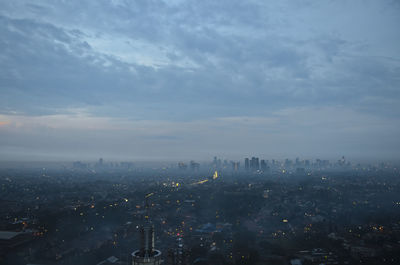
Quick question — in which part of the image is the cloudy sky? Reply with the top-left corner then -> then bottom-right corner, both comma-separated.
0,0 -> 399,162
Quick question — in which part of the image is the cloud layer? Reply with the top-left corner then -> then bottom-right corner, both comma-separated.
0,0 -> 399,161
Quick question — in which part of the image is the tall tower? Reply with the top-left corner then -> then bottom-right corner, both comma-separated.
132,195 -> 162,265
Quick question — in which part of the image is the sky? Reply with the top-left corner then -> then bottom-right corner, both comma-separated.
0,0 -> 399,162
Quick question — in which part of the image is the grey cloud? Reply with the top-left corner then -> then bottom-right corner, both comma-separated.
1,107 -> 399,161
0,0 -> 399,159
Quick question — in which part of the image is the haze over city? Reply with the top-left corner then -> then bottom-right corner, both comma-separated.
2,2 -> 400,265
1,0 -> 399,162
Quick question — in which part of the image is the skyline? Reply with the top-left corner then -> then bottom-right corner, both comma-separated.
1,0 -> 400,161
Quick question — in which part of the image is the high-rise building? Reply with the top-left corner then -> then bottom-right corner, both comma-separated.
131,197 -> 162,265
212,156 -> 223,169
178,162 -> 187,170
232,161 -> 240,171
250,157 -> 259,171
190,161 -> 200,171
245,158 -> 249,170
260,160 -> 267,171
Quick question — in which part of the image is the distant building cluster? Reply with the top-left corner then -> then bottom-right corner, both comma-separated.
73,158 -> 134,171
244,157 -> 269,172
175,155 -> 353,176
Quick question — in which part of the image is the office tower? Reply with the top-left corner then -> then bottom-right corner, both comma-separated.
213,156 -> 222,169
260,160 -> 267,171
250,157 -> 259,171
232,161 -> 240,171
245,158 -> 249,170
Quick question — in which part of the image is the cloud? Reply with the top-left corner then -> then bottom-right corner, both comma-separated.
0,0 -> 399,159
0,106 -> 399,161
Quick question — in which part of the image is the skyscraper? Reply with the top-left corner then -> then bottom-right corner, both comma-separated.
131,196 -> 162,265
245,158 -> 249,170
260,160 -> 267,171
232,161 -> 240,171
250,157 -> 259,171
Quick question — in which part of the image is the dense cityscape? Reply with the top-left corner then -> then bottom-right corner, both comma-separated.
1,1 -> 400,265
1,157 -> 399,265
